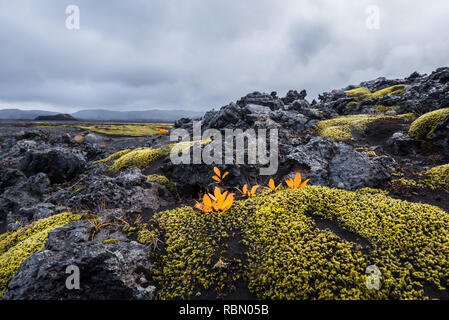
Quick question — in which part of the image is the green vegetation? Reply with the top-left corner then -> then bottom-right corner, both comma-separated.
93,149 -> 133,165
345,85 -> 406,101
103,239 -> 121,244
373,105 -> 394,112
0,212 -> 82,297
99,140 -> 211,174
408,108 -> 449,141
152,186 -> 449,300
147,174 -> 179,198
107,146 -> 173,174
316,113 -> 415,141
421,164 -> 449,193
35,123 -> 173,137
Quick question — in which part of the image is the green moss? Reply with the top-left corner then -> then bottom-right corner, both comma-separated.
345,88 -> 372,100
408,108 -> 449,141
371,85 -> 406,98
103,239 -> 120,244
74,123 -> 172,137
147,174 -> 179,198
152,186 -> 449,300
93,149 -> 133,165
108,146 -> 173,174
373,105 -> 394,112
390,178 -> 418,187
137,224 -> 158,246
345,85 -> 406,102
316,113 -> 415,141
107,140 -> 211,174
0,212 -> 82,297
356,187 -> 389,196
421,164 -> 449,193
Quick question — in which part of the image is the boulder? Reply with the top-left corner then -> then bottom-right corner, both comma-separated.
3,221 -> 155,300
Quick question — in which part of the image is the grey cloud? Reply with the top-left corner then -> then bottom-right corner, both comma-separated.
0,0 -> 448,112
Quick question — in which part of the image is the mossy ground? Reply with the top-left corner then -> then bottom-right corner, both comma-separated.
147,174 -> 179,198
150,186 -> 449,300
408,108 -> 449,141
0,212 -> 82,297
345,85 -> 406,101
98,140 -> 211,174
316,113 -> 415,141
34,122 -> 173,137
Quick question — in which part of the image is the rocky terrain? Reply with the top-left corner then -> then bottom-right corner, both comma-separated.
1,67 -> 449,300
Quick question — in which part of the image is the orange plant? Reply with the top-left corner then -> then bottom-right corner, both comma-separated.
264,178 -> 281,191
237,184 -> 260,198
156,128 -> 169,134
285,172 -> 310,189
195,187 -> 234,213
212,166 -> 229,183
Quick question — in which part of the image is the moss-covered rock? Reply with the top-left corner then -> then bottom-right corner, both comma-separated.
93,149 -> 133,165
345,85 -> 406,101
316,113 -> 414,141
408,108 -> 449,141
152,186 -> 449,300
147,174 -> 179,198
0,212 -> 82,297
421,164 -> 449,193
101,140 -> 211,174
108,146 -> 173,174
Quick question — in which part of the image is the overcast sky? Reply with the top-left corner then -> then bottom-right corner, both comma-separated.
0,0 -> 448,112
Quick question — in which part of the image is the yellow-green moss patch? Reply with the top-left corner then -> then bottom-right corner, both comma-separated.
108,146 -> 173,174
421,164 -> 449,193
408,108 -> 449,141
152,186 -> 449,300
0,212 -> 82,297
147,174 -> 179,198
345,85 -> 406,102
93,149 -> 133,165
316,113 -> 414,141
103,239 -> 121,244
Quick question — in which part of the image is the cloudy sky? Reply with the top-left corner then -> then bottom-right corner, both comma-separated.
0,0 -> 448,112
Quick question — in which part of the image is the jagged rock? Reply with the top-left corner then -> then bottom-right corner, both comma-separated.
386,132 -> 421,156
19,148 -> 86,183
0,168 -> 26,193
6,203 -> 69,231
329,143 -> 396,190
287,137 -> 396,190
3,221 -> 155,300
428,114 -> 449,154
45,168 -> 174,212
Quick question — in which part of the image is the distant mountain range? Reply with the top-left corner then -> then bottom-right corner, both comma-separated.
0,108 -> 205,122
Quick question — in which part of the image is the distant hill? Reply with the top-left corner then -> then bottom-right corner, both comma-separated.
0,108 -> 204,122
71,109 -> 204,122
0,109 -> 58,120
34,114 -> 78,121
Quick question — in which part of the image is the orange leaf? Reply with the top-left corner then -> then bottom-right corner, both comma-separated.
293,173 -> 302,189
300,179 -> 310,189
268,178 -> 275,190
222,172 -> 229,179
222,193 -> 234,212
251,185 -> 260,196
213,167 -> 221,178
242,184 -> 248,195
212,176 -> 221,182
285,178 -> 294,189
203,194 -> 212,207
